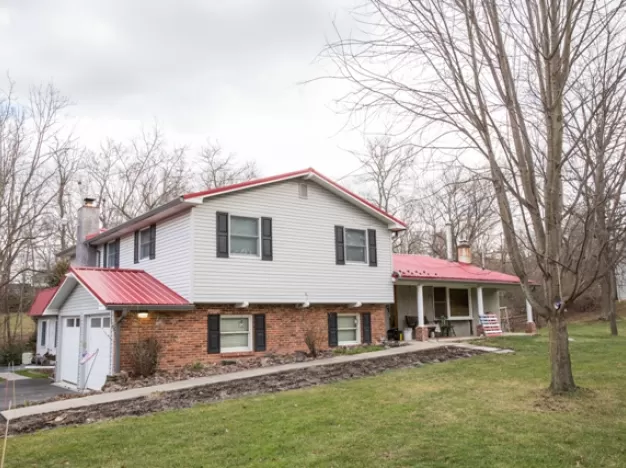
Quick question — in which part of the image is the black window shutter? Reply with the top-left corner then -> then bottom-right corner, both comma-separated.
103,244 -> 108,268
207,315 -> 220,354
149,224 -> 157,259
328,312 -> 338,347
362,312 -> 372,344
367,229 -> 377,267
261,217 -> 273,261
133,231 -> 139,264
216,212 -> 229,258
114,238 -> 120,268
254,314 -> 266,351
335,226 -> 345,265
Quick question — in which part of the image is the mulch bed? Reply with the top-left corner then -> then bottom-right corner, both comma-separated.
4,346 -> 485,435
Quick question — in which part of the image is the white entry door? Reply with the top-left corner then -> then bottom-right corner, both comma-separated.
85,315 -> 112,390
60,317 -> 81,384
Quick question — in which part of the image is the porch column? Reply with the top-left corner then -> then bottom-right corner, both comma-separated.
525,298 -> 537,334
415,284 -> 429,341
417,284 -> 424,327
477,286 -> 485,316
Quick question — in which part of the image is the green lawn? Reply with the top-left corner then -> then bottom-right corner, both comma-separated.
14,369 -> 49,379
6,322 -> 626,468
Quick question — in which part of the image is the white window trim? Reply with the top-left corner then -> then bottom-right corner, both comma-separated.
220,315 -> 253,353
229,215 -> 261,258
432,286 -> 473,320
139,227 -> 152,261
344,227 -> 368,264
337,313 -> 361,346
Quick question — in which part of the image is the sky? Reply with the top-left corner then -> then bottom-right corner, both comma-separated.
0,0 -> 370,181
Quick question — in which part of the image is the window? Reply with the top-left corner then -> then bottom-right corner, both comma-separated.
66,318 -> 80,328
433,287 -> 447,319
90,317 -> 102,328
107,241 -> 118,268
345,228 -> 367,263
432,287 -> 471,319
299,183 -> 308,199
103,317 -> 111,328
41,320 -> 47,346
449,289 -> 470,317
230,216 -> 259,256
140,228 -> 151,259
337,314 -> 360,345
96,250 -> 101,267
220,316 -> 252,352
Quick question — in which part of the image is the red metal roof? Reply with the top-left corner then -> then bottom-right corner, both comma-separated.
393,254 -> 522,285
183,168 -> 407,229
70,267 -> 192,308
28,287 -> 59,317
86,228 -> 107,240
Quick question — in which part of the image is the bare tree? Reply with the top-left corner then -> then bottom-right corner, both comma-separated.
326,0 -> 626,392
0,82 -> 70,343
198,140 -> 259,189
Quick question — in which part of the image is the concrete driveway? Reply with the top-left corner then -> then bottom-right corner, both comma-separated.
0,379 -> 75,410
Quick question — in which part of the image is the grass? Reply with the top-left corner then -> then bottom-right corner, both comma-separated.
332,344 -> 386,355
14,369 -> 49,379
5,322 -> 626,468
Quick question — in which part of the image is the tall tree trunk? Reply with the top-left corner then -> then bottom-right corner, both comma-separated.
608,271 -> 618,336
548,313 -> 576,393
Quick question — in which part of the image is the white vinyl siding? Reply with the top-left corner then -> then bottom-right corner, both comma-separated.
192,180 -> 393,303
58,284 -> 100,317
36,318 -> 57,356
118,211 -> 193,300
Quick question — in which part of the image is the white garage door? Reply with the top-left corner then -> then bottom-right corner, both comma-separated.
61,317 -> 81,384
84,315 -> 112,390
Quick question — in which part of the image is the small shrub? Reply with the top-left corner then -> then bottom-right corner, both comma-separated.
304,329 -> 318,357
130,337 -> 162,377
188,361 -> 205,371
0,343 -> 28,366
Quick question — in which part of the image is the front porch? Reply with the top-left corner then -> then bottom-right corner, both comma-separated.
391,281 -> 534,340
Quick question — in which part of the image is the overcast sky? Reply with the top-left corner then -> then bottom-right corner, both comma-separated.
0,0 -> 370,180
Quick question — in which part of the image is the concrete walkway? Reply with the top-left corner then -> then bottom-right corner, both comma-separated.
0,373 -> 28,382
0,341 -> 501,421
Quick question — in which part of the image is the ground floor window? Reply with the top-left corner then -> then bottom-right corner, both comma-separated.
220,316 -> 252,352
337,314 -> 361,345
40,320 -> 47,347
432,287 -> 471,319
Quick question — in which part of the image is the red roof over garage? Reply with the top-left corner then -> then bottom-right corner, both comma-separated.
28,287 -> 59,316
71,267 -> 192,308
393,254 -> 522,285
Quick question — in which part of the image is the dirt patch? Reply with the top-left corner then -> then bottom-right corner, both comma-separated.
4,346 -> 484,435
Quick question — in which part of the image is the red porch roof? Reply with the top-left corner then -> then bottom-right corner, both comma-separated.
71,267 -> 192,308
28,287 -> 59,317
393,254 -> 522,285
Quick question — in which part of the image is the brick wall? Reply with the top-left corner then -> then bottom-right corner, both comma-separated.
117,304 -> 387,372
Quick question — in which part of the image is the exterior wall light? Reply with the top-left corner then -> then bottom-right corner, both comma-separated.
137,312 -> 149,319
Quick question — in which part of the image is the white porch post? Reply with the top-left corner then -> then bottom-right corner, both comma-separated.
526,299 -> 533,323
417,284 -> 425,327
524,298 -> 537,333
477,286 -> 485,316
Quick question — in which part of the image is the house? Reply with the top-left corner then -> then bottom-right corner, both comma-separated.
36,168 -> 406,390
28,287 -> 59,357
391,238 -> 536,339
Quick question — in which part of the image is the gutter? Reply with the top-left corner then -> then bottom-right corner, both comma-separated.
105,304 -> 195,311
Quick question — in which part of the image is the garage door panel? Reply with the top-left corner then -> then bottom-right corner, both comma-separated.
61,317 -> 80,384
85,314 -> 112,390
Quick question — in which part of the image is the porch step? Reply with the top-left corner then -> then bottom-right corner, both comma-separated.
479,314 -> 503,336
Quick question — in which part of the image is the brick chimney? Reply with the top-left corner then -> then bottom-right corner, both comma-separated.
75,197 -> 100,266
457,240 -> 472,264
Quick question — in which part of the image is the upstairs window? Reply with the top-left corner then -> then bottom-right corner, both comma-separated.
345,228 -> 367,263
140,228 -> 152,260
230,216 -> 259,256
106,240 -> 120,268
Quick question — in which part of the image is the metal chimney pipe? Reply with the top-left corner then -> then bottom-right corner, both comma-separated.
445,223 -> 454,261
